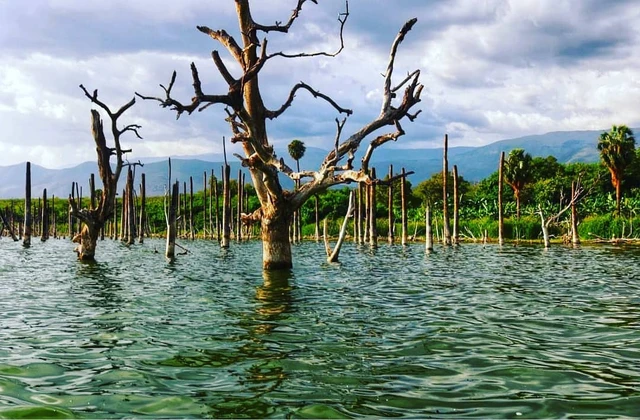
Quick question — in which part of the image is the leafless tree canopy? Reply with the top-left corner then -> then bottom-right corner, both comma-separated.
137,0 -> 422,222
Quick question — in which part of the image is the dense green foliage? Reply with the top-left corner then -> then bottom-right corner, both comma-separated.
5,126 -> 640,242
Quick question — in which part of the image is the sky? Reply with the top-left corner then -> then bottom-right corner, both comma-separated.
1,0 -> 639,169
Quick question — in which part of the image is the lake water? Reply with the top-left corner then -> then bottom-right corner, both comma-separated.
0,238 -> 639,418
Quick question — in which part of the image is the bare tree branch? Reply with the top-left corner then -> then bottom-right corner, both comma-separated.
253,0 -> 316,33
265,1 -> 349,60
196,26 -> 244,64
265,81 -> 353,119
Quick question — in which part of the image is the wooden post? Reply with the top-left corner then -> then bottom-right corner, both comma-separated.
69,182 -> 75,238
166,180 -> 179,259
127,167 -> 136,245
76,183 -> 81,235
120,188 -> 126,241
388,164 -> 394,243
363,182 -> 369,243
182,181 -> 187,238
442,134 -> 451,245
571,180 -> 580,246
139,173 -> 146,243
453,165 -> 460,245
425,204 -> 433,252
113,195 -> 118,240
369,168 -> 378,246
40,188 -> 48,241
401,168 -> 408,246
23,162 -> 31,247
52,195 -> 56,239
498,151 -> 505,246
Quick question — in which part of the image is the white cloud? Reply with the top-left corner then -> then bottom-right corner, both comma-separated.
1,0 -> 640,169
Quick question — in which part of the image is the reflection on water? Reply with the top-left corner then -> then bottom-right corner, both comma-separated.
0,239 -> 640,418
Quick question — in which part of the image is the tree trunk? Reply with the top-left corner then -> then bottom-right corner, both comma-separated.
74,222 -> 100,260
401,167 -> 408,245
215,170 -> 220,243
615,177 -> 622,217
236,169 -> 243,241
261,212 -> 292,270
23,162 -> 31,247
326,191 -> 355,263
515,189 -> 521,220
166,181 -> 179,259
442,134 -> 451,245
89,173 -> 96,209
388,164 -> 394,243
452,165 -> 459,244
52,195 -> 57,239
571,180 -> 580,246
369,168 -> 378,246
41,188 -> 48,242
425,204 -> 433,252
315,195 -> 320,242
539,209 -> 551,248
126,168 -> 135,245
498,151 -> 505,246
189,176 -> 195,240
222,163 -> 231,248
139,173 -> 146,243
203,171 -> 207,239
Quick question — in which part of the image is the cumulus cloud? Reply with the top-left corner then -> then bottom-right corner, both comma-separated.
1,0 -> 639,168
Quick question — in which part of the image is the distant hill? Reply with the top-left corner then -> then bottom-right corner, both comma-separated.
0,128 -> 628,199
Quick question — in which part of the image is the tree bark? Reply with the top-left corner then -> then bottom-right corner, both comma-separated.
261,211 -> 292,270
326,191 -> 355,263
442,134 -> 451,245
315,195 -> 320,242
498,151 -> 505,245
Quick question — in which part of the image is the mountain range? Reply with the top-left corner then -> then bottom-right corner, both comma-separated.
0,128 -> 626,199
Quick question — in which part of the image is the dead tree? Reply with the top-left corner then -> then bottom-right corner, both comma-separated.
222,161 -> 231,248
236,169 -> 243,241
167,180 -> 179,259
388,164 -> 394,243
442,134 -> 451,245
498,151 -> 505,245
139,173 -> 146,243
571,181 -> 580,246
452,164 -> 460,244
538,179 -> 587,248
369,167 -> 378,246
324,190 -> 355,263
425,204 -> 433,252
23,162 -> 32,247
41,188 -> 48,242
70,85 -> 140,260
189,176 -> 195,240
401,168 -> 408,245
137,4 -> 422,269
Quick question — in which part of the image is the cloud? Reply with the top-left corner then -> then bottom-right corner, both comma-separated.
1,0 -> 640,170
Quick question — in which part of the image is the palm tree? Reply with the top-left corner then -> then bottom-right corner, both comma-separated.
288,139 -> 306,241
598,125 -> 636,216
288,139 -> 306,173
504,148 -> 533,219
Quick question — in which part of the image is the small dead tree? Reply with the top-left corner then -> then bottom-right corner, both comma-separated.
137,2 -> 422,269
324,190 -> 355,263
70,85 -> 140,260
23,162 -> 32,247
538,179 -> 587,248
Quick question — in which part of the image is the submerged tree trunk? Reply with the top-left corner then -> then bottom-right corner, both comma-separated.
401,168 -> 408,246
166,181 -> 179,259
442,134 -> 451,245
222,163 -> 231,248
261,211 -> 292,270
41,188 -> 49,242
23,162 -> 32,247
452,165 -> 459,244
571,181 -> 580,246
139,173 -> 146,243
369,168 -> 378,246
315,195 -> 320,242
425,204 -> 433,252
388,164 -> 394,243
325,191 -> 355,263
498,151 -> 505,246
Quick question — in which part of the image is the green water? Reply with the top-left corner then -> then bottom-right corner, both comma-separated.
0,238 -> 639,418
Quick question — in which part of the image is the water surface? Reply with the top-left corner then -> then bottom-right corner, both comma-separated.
1,238 -> 639,418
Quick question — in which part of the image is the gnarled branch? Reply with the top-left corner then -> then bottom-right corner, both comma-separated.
265,81 -> 353,119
